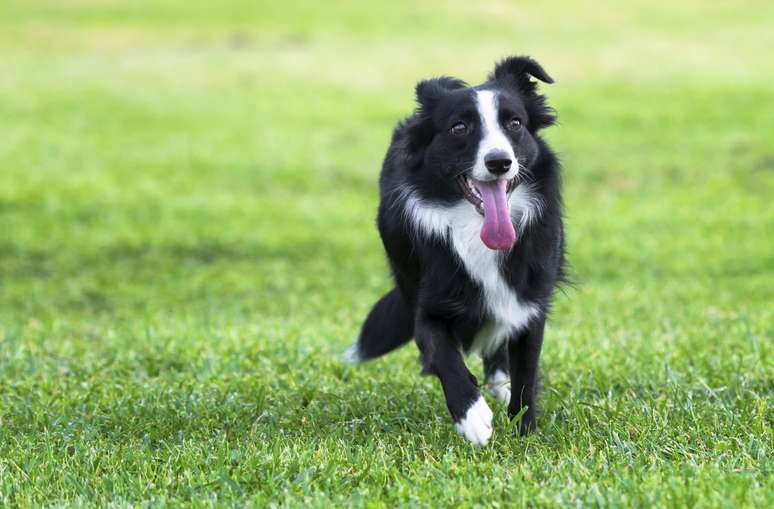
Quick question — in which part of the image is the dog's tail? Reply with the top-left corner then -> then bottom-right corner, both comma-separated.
343,287 -> 414,363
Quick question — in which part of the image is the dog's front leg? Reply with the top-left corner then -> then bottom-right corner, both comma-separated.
508,318 -> 545,435
415,312 -> 492,446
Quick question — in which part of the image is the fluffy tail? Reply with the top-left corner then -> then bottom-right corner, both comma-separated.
344,288 -> 414,363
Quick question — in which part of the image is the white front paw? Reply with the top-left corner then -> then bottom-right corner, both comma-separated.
486,370 -> 511,405
454,396 -> 493,446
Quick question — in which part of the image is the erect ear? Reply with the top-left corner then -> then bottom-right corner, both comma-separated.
491,56 -> 557,130
415,76 -> 467,111
490,56 -> 554,95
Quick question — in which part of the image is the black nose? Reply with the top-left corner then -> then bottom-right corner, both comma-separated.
484,151 -> 512,175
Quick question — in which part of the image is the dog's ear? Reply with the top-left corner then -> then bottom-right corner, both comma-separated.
490,56 -> 556,130
490,56 -> 553,95
404,76 -> 467,161
415,76 -> 467,111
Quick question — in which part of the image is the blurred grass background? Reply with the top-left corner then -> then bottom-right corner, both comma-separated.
0,1 -> 772,507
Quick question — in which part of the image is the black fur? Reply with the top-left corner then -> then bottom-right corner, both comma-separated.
353,56 -> 565,439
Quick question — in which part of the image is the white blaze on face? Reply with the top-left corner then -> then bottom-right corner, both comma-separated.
473,90 -> 517,182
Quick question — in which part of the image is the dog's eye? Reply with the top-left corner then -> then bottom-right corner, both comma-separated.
506,118 -> 523,133
449,122 -> 468,136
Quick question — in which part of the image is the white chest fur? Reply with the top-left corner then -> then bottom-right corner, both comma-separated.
402,185 -> 542,357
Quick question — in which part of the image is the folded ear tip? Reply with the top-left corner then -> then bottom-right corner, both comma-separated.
493,55 -> 554,84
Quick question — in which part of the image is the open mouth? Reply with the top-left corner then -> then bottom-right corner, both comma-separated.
458,175 -> 516,215
457,175 -> 518,250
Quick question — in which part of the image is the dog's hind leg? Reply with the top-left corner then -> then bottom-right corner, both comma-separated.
344,287 -> 414,363
483,344 -> 511,405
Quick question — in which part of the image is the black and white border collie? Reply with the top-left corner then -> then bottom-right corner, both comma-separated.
346,56 -> 565,446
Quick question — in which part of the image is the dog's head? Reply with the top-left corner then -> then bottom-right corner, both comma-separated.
403,56 -> 556,249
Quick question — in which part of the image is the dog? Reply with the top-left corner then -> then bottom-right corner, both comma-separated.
346,56 -> 565,446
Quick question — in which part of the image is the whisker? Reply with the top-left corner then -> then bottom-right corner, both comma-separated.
451,164 -> 475,179
516,159 -> 536,186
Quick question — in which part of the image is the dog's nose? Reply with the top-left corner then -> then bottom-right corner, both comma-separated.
484,151 -> 512,175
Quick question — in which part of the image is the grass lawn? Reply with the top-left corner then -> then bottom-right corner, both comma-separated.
1,0 -> 772,506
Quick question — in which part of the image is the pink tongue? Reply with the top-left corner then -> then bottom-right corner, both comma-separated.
474,179 -> 516,250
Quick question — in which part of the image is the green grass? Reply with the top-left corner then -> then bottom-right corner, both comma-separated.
1,0 -> 773,506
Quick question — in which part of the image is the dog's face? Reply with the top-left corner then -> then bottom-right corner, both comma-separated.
405,56 -> 556,249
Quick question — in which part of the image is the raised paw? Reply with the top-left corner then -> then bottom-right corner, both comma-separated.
486,370 -> 511,405
342,343 -> 362,364
454,396 -> 493,446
